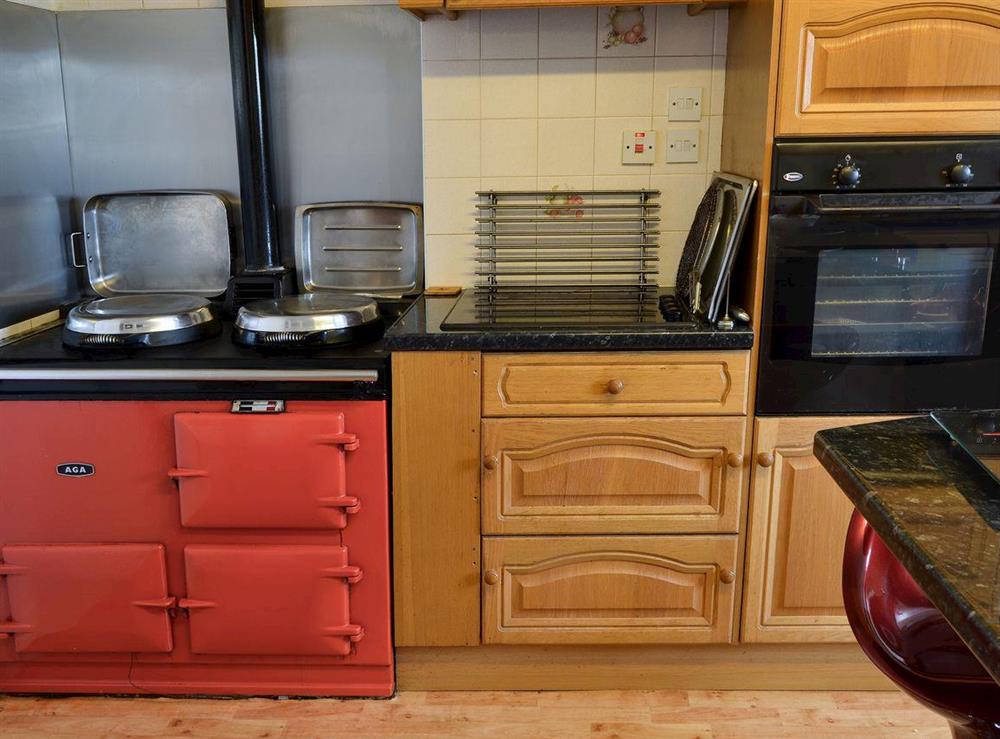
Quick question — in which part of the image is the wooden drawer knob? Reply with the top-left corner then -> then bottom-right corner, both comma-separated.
757,451 -> 774,468
606,379 -> 625,395
484,570 -> 500,586
726,452 -> 743,468
483,455 -> 499,471
720,569 -> 736,585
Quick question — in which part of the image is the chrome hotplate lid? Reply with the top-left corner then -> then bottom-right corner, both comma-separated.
65,295 -> 217,335
235,293 -> 381,334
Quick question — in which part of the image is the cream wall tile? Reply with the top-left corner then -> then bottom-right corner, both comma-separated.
422,61 -> 481,120
85,0 -> 142,8
482,59 -> 538,119
423,120 -> 480,179
142,0 -> 198,8
481,9 -> 538,60
597,5 -> 655,57
481,176 -> 537,191
707,115 -> 722,173
482,118 -> 537,178
652,55 -> 713,119
710,55 -> 726,116
594,116 -> 652,175
595,58 -> 653,117
425,234 -> 476,287
651,117 -> 709,175
651,173 -> 708,231
714,9 -> 729,56
539,7 -> 596,59
654,5 -> 715,57
594,173 -> 651,190
538,118 -> 595,177
423,177 -> 480,235
422,12 -> 480,61
538,175 -> 594,192
538,59 -> 595,118
198,0 -> 224,7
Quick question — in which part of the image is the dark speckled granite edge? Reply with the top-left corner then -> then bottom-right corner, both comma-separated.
383,295 -> 754,352
815,418 -> 1000,683
384,329 -> 754,352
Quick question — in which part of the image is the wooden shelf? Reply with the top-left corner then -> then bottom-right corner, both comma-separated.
402,0 -> 739,21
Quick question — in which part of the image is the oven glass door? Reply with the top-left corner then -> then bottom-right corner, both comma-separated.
758,191 -> 1000,414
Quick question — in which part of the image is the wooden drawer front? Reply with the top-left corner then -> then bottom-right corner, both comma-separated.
482,352 -> 749,417
777,0 -> 1000,136
483,536 -> 738,645
482,417 -> 747,535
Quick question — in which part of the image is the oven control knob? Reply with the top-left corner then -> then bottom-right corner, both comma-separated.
834,163 -> 862,188
945,162 -> 974,186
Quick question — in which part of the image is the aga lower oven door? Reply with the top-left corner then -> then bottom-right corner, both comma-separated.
758,191 -> 1000,414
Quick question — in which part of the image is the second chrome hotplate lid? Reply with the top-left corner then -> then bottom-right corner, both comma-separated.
235,293 -> 381,334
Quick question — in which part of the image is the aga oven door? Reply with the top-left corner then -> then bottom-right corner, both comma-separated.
758,191 -> 1000,414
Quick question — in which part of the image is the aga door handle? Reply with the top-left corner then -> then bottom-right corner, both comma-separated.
318,495 -> 362,515
315,433 -> 360,452
167,468 -> 208,480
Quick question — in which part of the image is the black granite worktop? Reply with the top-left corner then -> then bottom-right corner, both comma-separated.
815,416 -> 1000,682
384,294 -> 754,352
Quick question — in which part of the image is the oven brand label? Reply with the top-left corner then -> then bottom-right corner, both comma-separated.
782,171 -> 804,182
57,463 -> 95,477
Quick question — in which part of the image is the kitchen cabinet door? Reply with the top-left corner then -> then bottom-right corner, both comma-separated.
741,416 -> 895,643
483,535 -> 738,645
776,0 -> 1000,136
482,417 -> 747,535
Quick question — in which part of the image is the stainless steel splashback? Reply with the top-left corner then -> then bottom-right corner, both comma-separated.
0,1 -> 77,327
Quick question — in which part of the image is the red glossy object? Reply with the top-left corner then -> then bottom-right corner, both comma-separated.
0,400 -> 392,697
843,509 -> 1000,738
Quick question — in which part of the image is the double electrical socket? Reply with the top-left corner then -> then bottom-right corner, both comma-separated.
622,128 -> 701,165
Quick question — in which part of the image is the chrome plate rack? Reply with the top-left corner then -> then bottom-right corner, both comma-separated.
474,189 -> 660,316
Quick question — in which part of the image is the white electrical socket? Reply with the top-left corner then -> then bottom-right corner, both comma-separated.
665,129 -> 700,163
621,129 -> 655,165
668,87 -> 703,121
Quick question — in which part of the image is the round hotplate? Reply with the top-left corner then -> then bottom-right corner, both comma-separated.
233,293 -> 382,347
63,294 -> 219,348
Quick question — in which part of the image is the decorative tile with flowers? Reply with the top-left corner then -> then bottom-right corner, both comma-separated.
603,6 -> 649,49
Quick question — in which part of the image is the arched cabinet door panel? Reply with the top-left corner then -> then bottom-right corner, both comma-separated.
777,1 -> 1000,135
482,535 -> 738,644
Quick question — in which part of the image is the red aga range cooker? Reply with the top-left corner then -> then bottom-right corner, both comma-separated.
0,195 -> 424,696
0,396 -> 392,696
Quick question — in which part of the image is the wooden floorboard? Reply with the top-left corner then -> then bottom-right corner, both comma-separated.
0,690 -> 949,738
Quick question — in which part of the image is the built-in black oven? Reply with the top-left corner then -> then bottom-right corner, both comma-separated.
757,138 -> 1000,415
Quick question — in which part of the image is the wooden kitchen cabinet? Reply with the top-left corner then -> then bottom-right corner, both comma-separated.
777,0 -> 1000,136
482,416 -> 747,535
741,416 -> 895,643
482,351 -> 750,418
483,535 -> 738,645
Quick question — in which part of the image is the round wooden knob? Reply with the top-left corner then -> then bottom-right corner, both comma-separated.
483,455 -> 499,471
484,570 -> 500,586
720,569 -> 736,585
726,452 -> 743,468
606,379 -> 625,395
756,451 -> 774,468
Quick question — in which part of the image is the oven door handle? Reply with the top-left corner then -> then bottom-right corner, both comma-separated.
816,203 -> 1000,214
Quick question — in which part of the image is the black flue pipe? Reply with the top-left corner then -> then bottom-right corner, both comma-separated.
226,0 -> 281,273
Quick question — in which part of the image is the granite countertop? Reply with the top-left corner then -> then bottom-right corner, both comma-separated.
815,416 -> 1000,682
384,294 -> 754,352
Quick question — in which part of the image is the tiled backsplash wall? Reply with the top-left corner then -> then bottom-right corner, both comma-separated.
421,6 -> 728,287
